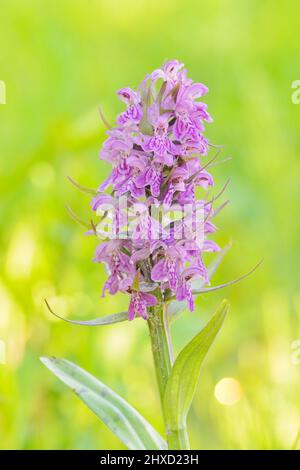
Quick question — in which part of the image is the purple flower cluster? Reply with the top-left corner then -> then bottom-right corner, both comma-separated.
91,60 -> 220,320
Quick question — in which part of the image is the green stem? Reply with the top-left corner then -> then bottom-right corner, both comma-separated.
167,427 -> 190,450
147,302 -> 173,402
147,301 -> 190,450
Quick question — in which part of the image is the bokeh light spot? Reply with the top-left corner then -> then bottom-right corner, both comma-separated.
214,377 -> 243,406
5,225 -> 37,279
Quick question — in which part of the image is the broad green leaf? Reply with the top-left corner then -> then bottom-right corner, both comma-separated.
163,300 -> 229,431
168,243 -> 231,323
44,299 -> 128,326
41,357 -> 167,450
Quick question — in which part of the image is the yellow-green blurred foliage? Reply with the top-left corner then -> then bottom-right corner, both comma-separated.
1,0 -> 300,450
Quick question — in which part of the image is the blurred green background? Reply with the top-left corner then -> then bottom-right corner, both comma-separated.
1,0 -> 300,450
